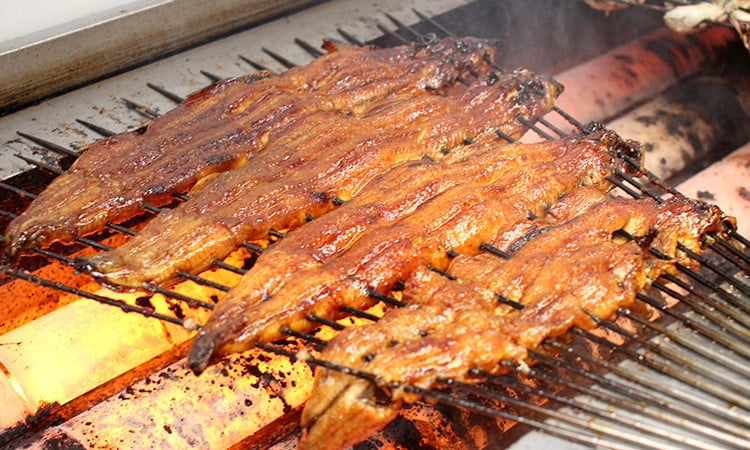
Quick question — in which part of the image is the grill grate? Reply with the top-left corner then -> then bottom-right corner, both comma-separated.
1,7 -> 749,450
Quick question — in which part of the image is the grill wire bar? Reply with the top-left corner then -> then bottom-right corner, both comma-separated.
257,342 -> 659,450
494,359 -> 750,448
0,11 -> 748,450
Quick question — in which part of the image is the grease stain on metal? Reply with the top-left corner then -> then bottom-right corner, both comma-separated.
696,190 -> 715,200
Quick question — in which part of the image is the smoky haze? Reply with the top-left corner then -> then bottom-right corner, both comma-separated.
370,0 -> 665,74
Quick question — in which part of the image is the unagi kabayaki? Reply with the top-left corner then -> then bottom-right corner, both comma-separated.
78,68 -> 562,289
300,192 -> 731,450
296,187 -> 611,449
186,128 -> 642,374
5,37 -> 499,256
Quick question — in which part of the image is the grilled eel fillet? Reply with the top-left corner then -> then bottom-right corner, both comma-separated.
301,190 -> 731,450
79,69 -> 562,289
187,128 -> 642,374
5,37 -> 498,257
299,186 -> 610,449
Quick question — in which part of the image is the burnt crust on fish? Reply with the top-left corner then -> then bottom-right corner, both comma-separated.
186,128 -> 639,375
5,37 -> 500,257
299,192 -> 730,449
77,68 -> 562,289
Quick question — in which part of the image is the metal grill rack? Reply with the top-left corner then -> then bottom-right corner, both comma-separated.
1,8 -> 749,450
